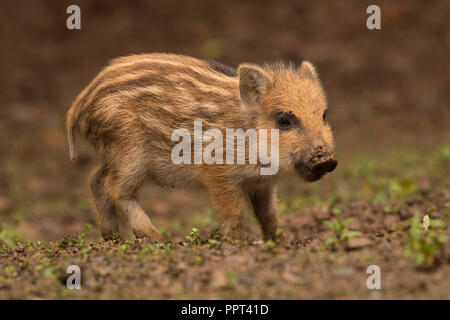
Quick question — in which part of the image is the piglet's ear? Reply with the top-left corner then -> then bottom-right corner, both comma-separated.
238,63 -> 272,108
299,61 -> 319,80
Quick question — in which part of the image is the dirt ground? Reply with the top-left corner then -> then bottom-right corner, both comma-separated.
0,1 -> 449,299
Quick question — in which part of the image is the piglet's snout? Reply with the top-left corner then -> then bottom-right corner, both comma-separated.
309,146 -> 337,175
311,159 -> 337,175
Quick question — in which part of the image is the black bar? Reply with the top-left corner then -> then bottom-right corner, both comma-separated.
0,300 -> 448,319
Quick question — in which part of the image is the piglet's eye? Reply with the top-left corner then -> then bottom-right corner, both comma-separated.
277,114 -> 292,128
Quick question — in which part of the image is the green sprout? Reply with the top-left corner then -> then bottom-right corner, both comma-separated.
185,227 -> 202,246
57,223 -> 92,259
323,209 -> 360,249
402,214 -> 446,267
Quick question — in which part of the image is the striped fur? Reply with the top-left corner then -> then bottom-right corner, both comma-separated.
66,53 -> 336,242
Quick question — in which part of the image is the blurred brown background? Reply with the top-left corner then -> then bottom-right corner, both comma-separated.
0,0 -> 449,240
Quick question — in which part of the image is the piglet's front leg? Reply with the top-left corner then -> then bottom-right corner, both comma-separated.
248,186 -> 282,242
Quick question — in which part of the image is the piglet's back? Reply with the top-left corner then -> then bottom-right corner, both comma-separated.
66,53 -> 241,161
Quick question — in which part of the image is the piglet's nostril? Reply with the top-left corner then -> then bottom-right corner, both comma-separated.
325,159 -> 338,172
311,159 -> 338,174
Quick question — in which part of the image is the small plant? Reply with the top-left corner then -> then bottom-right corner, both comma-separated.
103,232 -> 121,243
185,227 -> 202,246
79,223 -> 91,244
212,227 -> 221,240
0,226 -> 20,250
265,239 -> 276,248
117,240 -> 136,255
57,224 -> 92,259
57,237 -> 78,249
323,209 -> 360,250
118,244 -> 128,254
276,227 -> 285,238
138,242 -> 167,260
207,239 -> 219,249
139,243 -> 157,257
402,214 -> 446,267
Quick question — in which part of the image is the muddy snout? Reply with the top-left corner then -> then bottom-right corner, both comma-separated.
311,158 -> 337,175
309,147 -> 337,176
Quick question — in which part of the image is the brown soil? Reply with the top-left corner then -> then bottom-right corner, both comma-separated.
1,189 -> 449,299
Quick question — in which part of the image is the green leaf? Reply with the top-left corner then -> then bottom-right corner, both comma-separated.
342,218 -> 353,228
323,220 -> 334,229
341,231 -> 360,240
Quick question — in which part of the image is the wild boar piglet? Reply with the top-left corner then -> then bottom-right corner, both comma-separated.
66,53 -> 337,241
